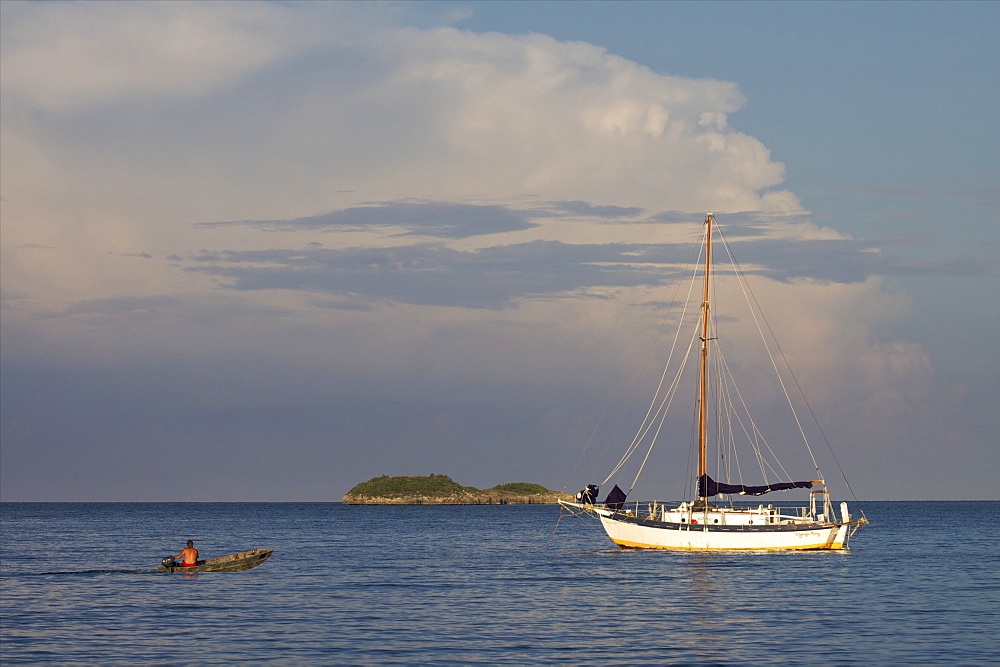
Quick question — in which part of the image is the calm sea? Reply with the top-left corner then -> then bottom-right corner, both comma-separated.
1,501 -> 997,664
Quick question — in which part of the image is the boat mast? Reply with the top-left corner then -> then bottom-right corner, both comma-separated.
698,213 -> 713,502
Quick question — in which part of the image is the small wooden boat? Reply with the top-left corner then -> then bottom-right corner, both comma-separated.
158,548 -> 273,573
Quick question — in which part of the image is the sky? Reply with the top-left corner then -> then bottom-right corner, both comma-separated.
1,1 -> 997,501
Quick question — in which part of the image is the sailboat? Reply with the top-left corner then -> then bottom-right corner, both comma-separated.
560,213 -> 868,550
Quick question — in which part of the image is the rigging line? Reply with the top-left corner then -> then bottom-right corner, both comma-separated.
721,255 -> 859,495
552,507 -> 610,542
622,241 -> 704,453
717,226 -> 863,503
714,353 -> 751,488
707,228 -> 740,501
631,323 -> 699,458
604,323 -> 684,478
714,353 -> 727,482
591,228 -> 705,485
710,319 -> 726,487
546,513 -> 564,547
707,252 -> 733,490
565,232 -> 700,491
711,338 -> 755,485
714,345 -> 797,483
561,370 -> 628,493
711,358 -> 749,501
722,365 -> 757,488
629,400 -> 668,492
605,324 -> 699,484
684,397 -> 698,500
714,346 -> 753,501
726,398 -> 747,492
601,238 -> 705,485
565,232 -> 702,491
627,326 -> 701,491
715,224 -> 822,476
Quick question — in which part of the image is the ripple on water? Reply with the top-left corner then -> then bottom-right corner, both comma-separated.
1,502 -> 998,664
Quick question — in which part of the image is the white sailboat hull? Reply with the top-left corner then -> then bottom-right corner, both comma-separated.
599,513 -> 849,550
563,501 -> 857,550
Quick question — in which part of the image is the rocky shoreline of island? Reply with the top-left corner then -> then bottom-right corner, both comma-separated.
342,474 -> 573,505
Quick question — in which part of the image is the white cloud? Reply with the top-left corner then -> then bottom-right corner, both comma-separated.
1,5 -> 803,312
0,1 -> 312,113
0,2 -> 952,499
365,27 -> 782,211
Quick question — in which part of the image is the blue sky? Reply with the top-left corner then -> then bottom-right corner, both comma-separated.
1,1 -> 997,501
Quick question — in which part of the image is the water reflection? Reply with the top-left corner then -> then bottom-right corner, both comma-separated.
683,552 -> 728,660
1,502 -> 995,664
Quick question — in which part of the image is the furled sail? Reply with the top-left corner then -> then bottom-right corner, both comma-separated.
698,475 -> 815,497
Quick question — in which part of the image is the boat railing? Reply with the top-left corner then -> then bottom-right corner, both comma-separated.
595,500 -> 821,521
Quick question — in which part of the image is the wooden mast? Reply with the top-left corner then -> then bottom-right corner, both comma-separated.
698,213 -> 713,502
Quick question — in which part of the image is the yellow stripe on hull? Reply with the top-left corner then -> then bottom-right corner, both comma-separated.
610,537 -> 845,551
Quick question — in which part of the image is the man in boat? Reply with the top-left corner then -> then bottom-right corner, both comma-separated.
173,540 -> 200,567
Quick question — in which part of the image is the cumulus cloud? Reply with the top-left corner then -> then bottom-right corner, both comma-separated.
0,2 -> 958,499
4,4 -> 791,208
0,1 -> 305,113
334,26 -> 788,212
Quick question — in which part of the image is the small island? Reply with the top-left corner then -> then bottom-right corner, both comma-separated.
342,474 -> 573,505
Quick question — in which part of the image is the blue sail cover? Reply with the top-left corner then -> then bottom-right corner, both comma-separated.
698,475 -> 814,497
604,484 -> 627,510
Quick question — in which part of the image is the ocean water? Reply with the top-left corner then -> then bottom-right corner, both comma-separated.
1,501 -> 997,664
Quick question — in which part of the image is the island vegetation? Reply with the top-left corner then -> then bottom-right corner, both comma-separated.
342,474 -> 572,505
